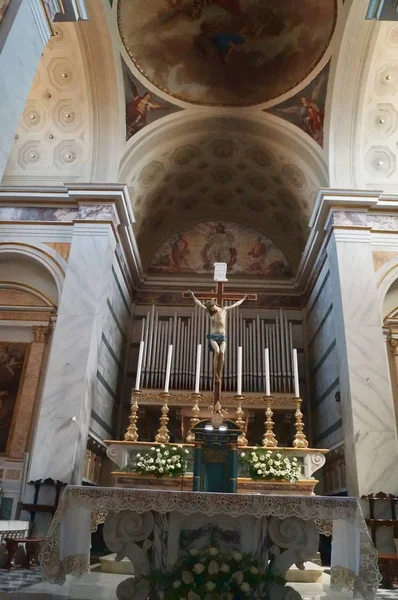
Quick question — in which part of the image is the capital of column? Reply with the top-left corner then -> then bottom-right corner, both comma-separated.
389,337 -> 398,356
32,324 -> 51,343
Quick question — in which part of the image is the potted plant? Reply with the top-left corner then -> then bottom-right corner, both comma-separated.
143,545 -> 286,600
241,449 -> 301,483
130,444 -> 190,478
112,444 -> 192,490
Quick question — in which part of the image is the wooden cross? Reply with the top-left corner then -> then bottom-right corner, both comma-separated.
182,284 -> 257,305
182,262 -> 257,305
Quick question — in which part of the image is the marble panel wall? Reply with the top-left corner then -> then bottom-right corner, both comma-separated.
306,264 -> 343,456
327,229 -> 398,496
28,223 -> 118,484
91,263 -> 131,441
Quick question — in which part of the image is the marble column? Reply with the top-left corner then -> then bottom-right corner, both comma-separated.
327,228 -> 398,495
28,222 -> 116,484
6,324 -> 51,460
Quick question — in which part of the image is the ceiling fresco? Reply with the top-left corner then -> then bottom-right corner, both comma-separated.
123,127 -> 324,271
122,59 -> 181,142
149,221 -> 292,278
117,0 -> 337,106
267,62 -> 330,148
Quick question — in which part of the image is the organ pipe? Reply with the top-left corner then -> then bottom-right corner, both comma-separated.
135,307 -> 297,393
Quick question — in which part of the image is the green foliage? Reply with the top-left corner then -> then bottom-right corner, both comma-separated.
240,449 -> 301,483
120,444 -> 189,478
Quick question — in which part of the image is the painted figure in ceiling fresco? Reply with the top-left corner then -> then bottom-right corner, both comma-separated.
170,233 -> 191,270
201,223 -> 237,271
273,71 -> 327,145
126,91 -> 168,140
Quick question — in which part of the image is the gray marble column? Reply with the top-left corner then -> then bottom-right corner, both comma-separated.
28,222 -> 117,484
327,228 -> 398,496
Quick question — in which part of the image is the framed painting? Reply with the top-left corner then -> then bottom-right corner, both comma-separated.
0,343 -> 27,454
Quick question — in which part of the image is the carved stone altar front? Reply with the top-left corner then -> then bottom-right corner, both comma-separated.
103,509 -> 319,600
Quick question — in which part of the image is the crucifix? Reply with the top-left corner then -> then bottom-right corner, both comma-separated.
184,263 -> 257,413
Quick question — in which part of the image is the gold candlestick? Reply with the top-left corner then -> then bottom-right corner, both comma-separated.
155,392 -> 170,444
235,395 -> 248,446
262,396 -> 278,448
124,390 -> 141,442
186,393 -> 202,443
293,398 -> 309,448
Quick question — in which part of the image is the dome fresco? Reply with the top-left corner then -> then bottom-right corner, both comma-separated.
118,0 -> 337,106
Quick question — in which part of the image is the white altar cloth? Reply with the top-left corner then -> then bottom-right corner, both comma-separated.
39,486 -> 381,600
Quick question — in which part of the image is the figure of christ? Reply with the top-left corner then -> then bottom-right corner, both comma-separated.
188,290 -> 247,382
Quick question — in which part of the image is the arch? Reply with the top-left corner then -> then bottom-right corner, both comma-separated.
0,243 -> 65,302
119,112 -> 329,272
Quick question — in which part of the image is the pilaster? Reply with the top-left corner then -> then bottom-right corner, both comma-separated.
6,324 -> 51,460
327,226 -> 398,495
28,221 -> 117,484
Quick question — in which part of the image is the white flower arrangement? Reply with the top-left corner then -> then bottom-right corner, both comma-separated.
144,544 -> 282,599
123,444 -> 189,478
241,449 -> 302,483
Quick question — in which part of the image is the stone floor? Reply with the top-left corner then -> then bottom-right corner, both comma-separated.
0,567 -> 396,599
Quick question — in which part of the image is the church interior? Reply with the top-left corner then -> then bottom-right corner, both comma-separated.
0,0 -> 398,598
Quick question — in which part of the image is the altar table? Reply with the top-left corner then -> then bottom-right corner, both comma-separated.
39,486 -> 381,600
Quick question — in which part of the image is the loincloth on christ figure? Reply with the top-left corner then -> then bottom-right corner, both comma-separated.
207,333 -> 227,351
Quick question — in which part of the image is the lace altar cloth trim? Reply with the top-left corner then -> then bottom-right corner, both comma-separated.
40,487 -> 381,600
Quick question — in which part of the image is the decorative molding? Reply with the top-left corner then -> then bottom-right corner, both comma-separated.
32,325 -> 52,342
135,389 -> 297,410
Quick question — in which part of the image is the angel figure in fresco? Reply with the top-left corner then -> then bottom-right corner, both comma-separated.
273,73 -> 327,146
126,91 -> 168,141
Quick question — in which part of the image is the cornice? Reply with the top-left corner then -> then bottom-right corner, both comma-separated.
0,184 -> 143,295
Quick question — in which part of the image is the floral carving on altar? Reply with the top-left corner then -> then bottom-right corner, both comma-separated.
149,222 -> 292,279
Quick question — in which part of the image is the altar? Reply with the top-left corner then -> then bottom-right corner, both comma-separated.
39,486 -> 381,600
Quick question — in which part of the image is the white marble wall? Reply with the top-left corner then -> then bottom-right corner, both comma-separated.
0,1 -> 51,179
327,229 -> 398,496
306,264 -> 342,452
91,262 -> 131,440
28,223 -> 117,484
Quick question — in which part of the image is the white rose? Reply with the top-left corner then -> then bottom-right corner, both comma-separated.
170,464 -> 175,469
160,444 -> 165,448
205,582 -> 216,591
253,456 -> 258,463
173,580 -> 181,588
240,582 -> 250,592
177,463 -> 181,468
172,447 -> 177,451
189,548 -> 199,556
257,469 -> 262,475
193,563 -> 204,574
208,547 -> 219,556
250,566 -> 259,574
208,560 -> 219,574
241,452 -> 245,457
158,467 -> 163,473
220,563 -> 230,572
136,453 -> 141,458
150,447 -> 155,451
182,570 -> 194,584
164,451 -> 169,456
185,449 -> 189,454
232,552 -> 242,561
188,592 -> 200,600
232,570 -> 243,584
161,460 -> 166,465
